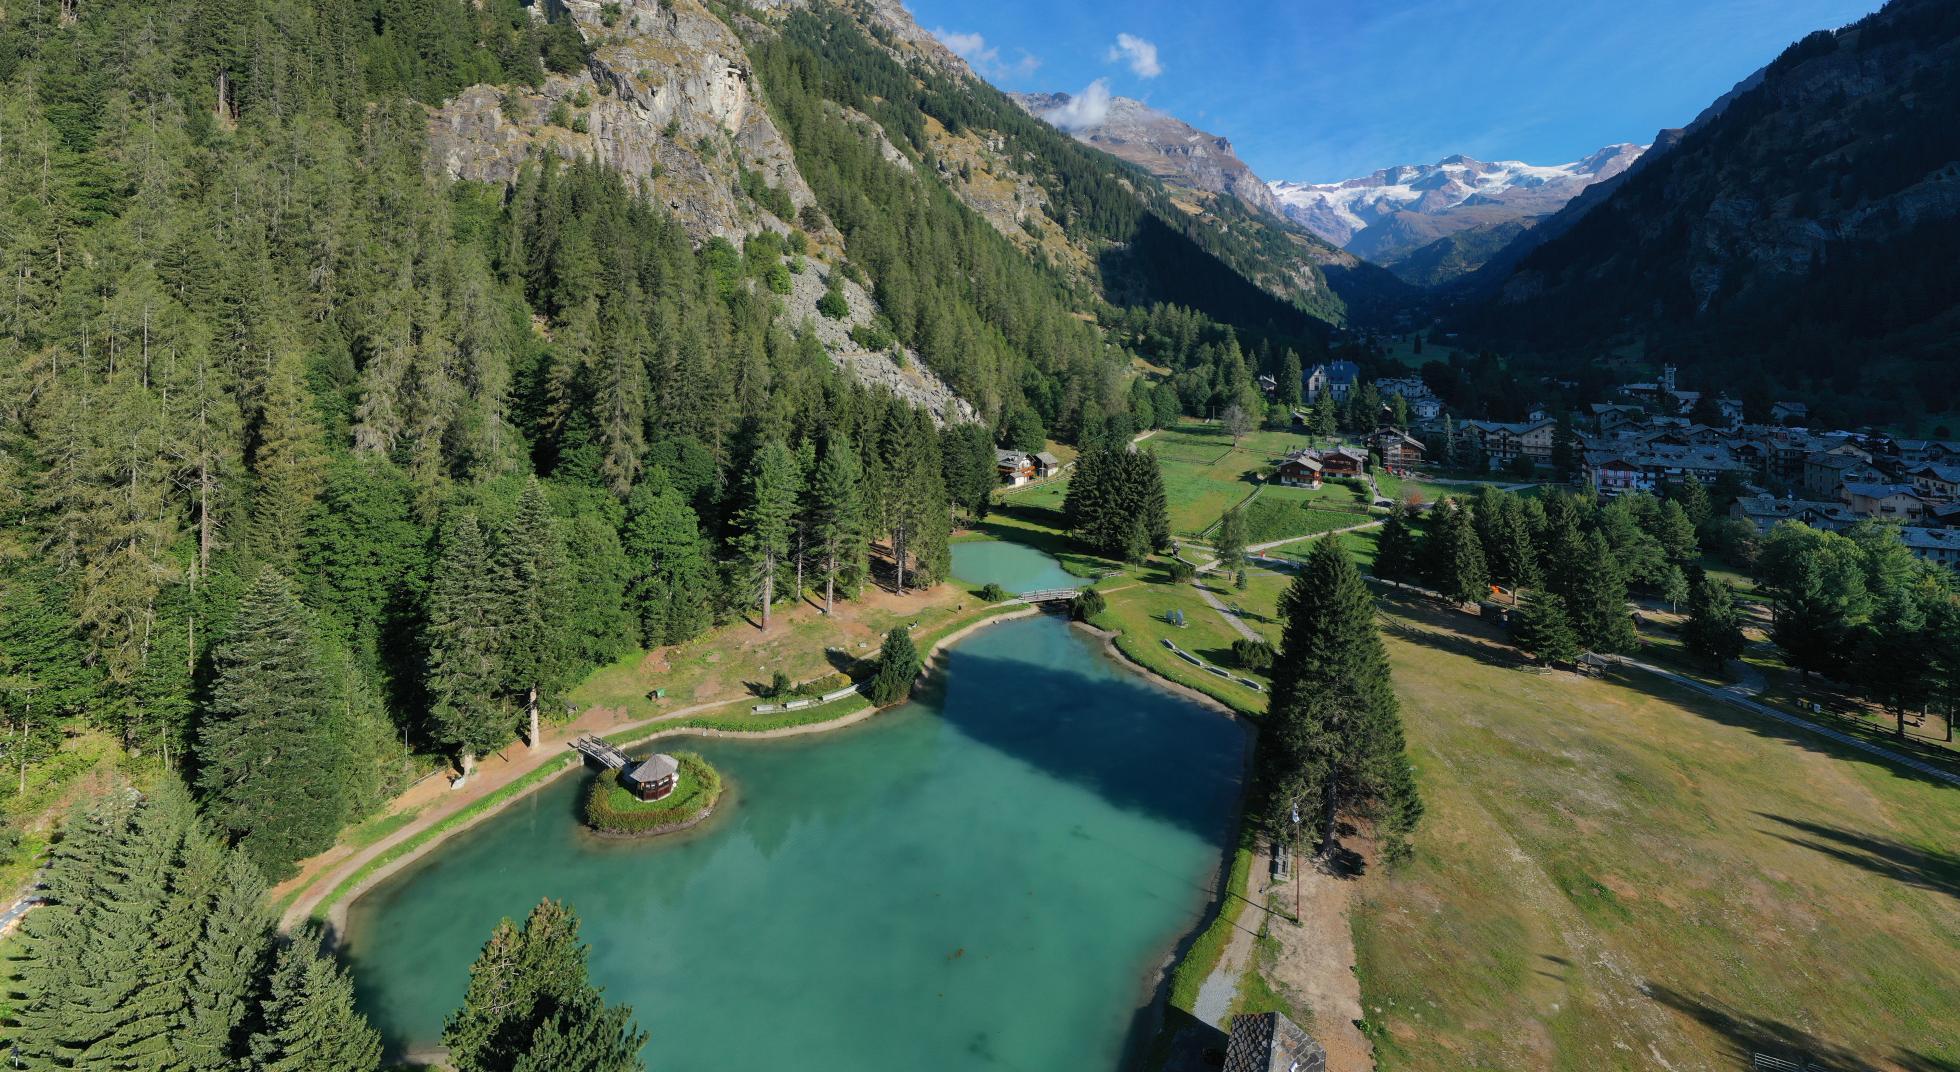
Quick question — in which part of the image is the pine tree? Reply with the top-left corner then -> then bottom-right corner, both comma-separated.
1861,584 -> 1932,733
1373,504 -> 1422,584
1215,507 -> 1248,573
1684,575 -> 1745,670
1656,499 -> 1698,563
195,570 -> 357,879
737,438 -> 801,626
1550,412 -> 1580,482
496,479 -> 575,751
1476,490 -> 1538,599
247,351 -> 329,566
249,926 -> 384,1072
1277,349 -> 1302,408
1264,536 -> 1421,863
621,473 -> 714,645
1673,475 -> 1713,529
865,626 -> 922,707
811,435 -> 874,615
1424,499 -> 1488,605
444,899 -> 646,1072
1566,531 -> 1637,654
1512,592 -> 1581,666
427,513 -> 510,780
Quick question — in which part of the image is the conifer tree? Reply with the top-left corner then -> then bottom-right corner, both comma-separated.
444,899 -> 646,1072
1277,349 -> 1302,408
1263,536 -> 1421,863
1656,499 -> 1698,563
866,626 -> 923,707
195,569 -> 357,878
1565,531 -> 1637,654
1424,499 -> 1489,605
1215,507 -> 1248,574
1684,575 -> 1746,670
248,351 -> 329,566
1673,474 -> 1713,529
737,438 -> 801,626
810,434 -> 867,614
1373,504 -> 1422,585
1512,592 -> 1581,666
621,473 -> 714,645
248,926 -> 384,1072
427,513 -> 510,781
496,479 -> 575,751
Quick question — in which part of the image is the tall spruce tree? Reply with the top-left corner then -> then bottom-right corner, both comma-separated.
495,479 -> 575,751
443,899 -> 647,1072
865,626 -> 923,707
1565,531 -> 1637,654
621,472 -> 713,647
810,433 -> 868,615
1373,504 -> 1422,585
427,513 -> 510,781
1683,575 -> 1746,670
736,438 -> 801,625
195,569 -> 358,879
1424,499 -> 1489,605
248,927 -> 384,1072
1264,536 -> 1422,863
1215,507 -> 1248,574
1512,592 -> 1582,666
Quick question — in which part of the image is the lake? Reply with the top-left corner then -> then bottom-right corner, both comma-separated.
951,538 -> 1084,593
343,612 -> 1243,1070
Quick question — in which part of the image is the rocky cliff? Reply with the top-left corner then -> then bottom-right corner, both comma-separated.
424,0 -> 975,422
1011,91 -> 1284,217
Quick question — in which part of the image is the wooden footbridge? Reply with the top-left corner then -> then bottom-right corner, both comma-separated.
1011,587 -> 1084,605
570,735 -> 631,771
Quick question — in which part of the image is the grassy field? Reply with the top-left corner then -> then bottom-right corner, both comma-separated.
1351,598 -> 1960,1071
1144,421 -> 1355,535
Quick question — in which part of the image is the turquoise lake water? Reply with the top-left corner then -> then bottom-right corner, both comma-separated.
344,613 -> 1244,1070
950,538 -> 1083,593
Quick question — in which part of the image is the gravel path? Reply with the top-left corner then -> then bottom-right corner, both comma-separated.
1196,584 -> 1262,644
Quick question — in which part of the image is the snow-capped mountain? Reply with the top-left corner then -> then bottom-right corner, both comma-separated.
1270,145 -> 1646,263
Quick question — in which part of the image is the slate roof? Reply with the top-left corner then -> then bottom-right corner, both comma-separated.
1223,1012 -> 1325,1072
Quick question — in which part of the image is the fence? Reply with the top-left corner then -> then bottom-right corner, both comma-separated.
752,683 -> 861,715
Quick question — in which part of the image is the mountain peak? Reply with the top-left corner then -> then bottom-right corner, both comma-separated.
1011,90 -> 1281,216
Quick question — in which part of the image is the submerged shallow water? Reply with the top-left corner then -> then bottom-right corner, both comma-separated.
344,613 -> 1243,1070
951,538 -> 1083,594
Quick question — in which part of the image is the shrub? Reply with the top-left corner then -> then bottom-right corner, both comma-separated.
865,627 -> 922,706
582,753 -> 722,835
849,322 -> 894,351
816,278 -> 849,320
547,101 -> 572,128
977,582 -> 1009,602
1166,559 -> 1195,583
767,670 -> 792,698
1231,638 -> 1275,671
1071,588 -> 1106,621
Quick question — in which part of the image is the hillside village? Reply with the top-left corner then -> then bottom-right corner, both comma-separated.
1271,360 -> 1960,572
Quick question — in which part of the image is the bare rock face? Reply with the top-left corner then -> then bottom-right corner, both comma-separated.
425,0 -> 981,424
427,0 -> 814,244
1013,92 -> 1284,218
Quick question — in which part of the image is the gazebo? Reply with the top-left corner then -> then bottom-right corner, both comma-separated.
621,754 -> 680,801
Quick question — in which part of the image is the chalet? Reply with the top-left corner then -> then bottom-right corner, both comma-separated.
1770,400 -> 1810,425
1255,373 -> 1279,397
621,754 -> 680,802
1730,495 -> 1857,533
1370,428 -> 1426,471
1274,450 -> 1324,488
995,449 -> 1035,486
1840,482 -> 1928,522
1375,377 -> 1443,420
1223,1012 -> 1326,1072
1590,404 -> 1645,434
1319,445 -> 1369,479
1930,500 -> 1960,529
1033,451 -> 1061,479
1304,360 -> 1359,402
1906,463 -> 1960,500
1585,445 -> 1751,497
1464,418 -> 1556,471
1902,527 -> 1960,570
1803,451 -> 1885,499
1895,439 -> 1960,466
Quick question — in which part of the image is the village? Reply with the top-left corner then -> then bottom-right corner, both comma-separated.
1220,359 -> 1960,572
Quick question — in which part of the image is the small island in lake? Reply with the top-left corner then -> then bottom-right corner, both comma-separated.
583,751 -> 723,837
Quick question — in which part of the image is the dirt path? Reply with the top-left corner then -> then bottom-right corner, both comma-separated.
1264,852 -> 1374,1072
1195,584 -> 1262,644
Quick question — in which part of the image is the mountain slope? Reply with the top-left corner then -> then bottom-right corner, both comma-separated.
1011,91 -> 1283,216
1270,146 -> 1644,266
1470,0 -> 1960,415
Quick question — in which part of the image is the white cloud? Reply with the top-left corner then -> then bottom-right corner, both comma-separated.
931,27 -> 1041,80
932,27 -> 999,67
1042,79 -> 1113,131
1106,32 -> 1162,78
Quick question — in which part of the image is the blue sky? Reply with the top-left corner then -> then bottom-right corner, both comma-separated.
906,0 -> 1883,182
